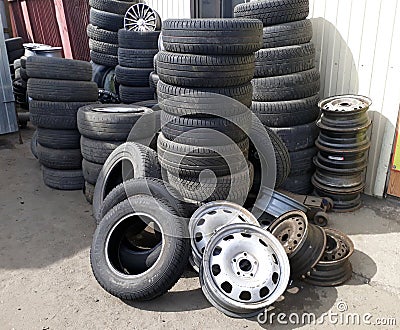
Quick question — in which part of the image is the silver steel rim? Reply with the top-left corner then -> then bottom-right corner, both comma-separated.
318,95 -> 372,113
104,212 -> 164,278
124,4 -> 159,32
91,105 -> 149,113
189,201 -> 259,272
201,224 -> 290,317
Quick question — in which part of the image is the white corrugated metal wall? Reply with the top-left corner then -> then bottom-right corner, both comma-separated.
309,0 -> 400,197
144,0 -> 191,19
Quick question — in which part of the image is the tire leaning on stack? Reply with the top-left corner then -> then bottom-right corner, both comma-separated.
26,56 -> 98,190
235,0 -> 321,194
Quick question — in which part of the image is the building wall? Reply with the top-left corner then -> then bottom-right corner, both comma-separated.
309,0 -> 400,197
144,0 -> 191,19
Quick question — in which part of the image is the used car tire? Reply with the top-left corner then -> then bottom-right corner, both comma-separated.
119,85 -> 155,104
116,66 -> 154,87
81,136 -> 123,164
89,0 -> 138,15
37,144 -> 82,170
84,181 -> 95,204
83,159 -> 103,185
42,167 -> 84,191
87,24 -> 119,44
89,8 -> 124,32
281,172 -> 314,194
89,39 -> 119,56
37,128 -> 81,149
288,147 -> 317,176
90,50 -> 118,67
118,29 -> 160,49
118,48 -> 158,68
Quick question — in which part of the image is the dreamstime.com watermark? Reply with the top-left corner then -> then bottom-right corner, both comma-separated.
257,301 -> 397,326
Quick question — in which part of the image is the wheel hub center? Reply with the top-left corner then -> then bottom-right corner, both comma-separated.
137,18 -> 146,27
232,252 -> 258,278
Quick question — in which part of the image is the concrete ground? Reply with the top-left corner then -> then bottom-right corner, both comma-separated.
0,127 -> 399,329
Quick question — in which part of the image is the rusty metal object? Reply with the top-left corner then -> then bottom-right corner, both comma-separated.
268,211 -> 327,279
313,95 -> 372,212
303,228 -> 354,287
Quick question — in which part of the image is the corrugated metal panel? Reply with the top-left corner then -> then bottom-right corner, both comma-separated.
309,0 -> 400,197
8,1 -> 28,41
144,0 -> 191,19
62,0 -> 90,61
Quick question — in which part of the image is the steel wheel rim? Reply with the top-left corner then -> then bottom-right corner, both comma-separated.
201,224 -> 290,317
189,201 -> 259,271
124,4 -> 160,32
318,95 -> 372,114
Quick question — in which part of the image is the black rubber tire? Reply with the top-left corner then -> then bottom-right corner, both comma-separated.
252,95 -> 320,127
289,147 -> 317,176
262,19 -> 313,48
30,101 -> 96,129
118,29 -> 160,49
156,51 -> 255,88
89,8 -> 124,32
249,118 -> 290,189
164,163 -> 253,204
81,136 -> 123,164
84,181 -> 95,204
37,128 -> 81,149
87,24 -> 119,44
271,121 -> 319,152
14,68 -> 21,80
42,167 -> 84,191
89,39 -> 118,56
118,48 -> 158,68
281,172 -> 314,195
160,111 -> 250,145
7,49 -> 24,64
158,133 -> 249,178
26,56 -> 92,81
255,43 -> 315,77
82,159 -> 103,185
5,37 -> 23,53
13,78 -> 27,91
20,56 -> 27,69
252,69 -> 320,102
91,61 -> 114,88
37,144 -> 82,170
77,104 -> 153,141
90,50 -> 118,67
14,59 -> 21,70
99,177 -> 190,222
119,85 -> 155,104
162,18 -> 263,55
234,0 -> 309,26
31,130 -> 38,159
115,66 -> 153,87
20,68 -> 28,81
89,0 -> 138,15
28,79 -> 99,102
157,81 -> 253,109
93,142 -> 161,221
149,71 -> 159,91
90,195 -> 190,301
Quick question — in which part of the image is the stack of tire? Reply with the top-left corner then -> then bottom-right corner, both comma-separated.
78,104 -> 156,203
116,29 -> 160,103
26,56 -> 98,190
157,18 -> 264,205
87,0 -> 138,69
235,0 -> 321,194
5,37 -> 24,78
13,57 -> 29,113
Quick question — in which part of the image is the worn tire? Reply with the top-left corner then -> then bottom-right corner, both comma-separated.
252,69 -> 320,102
116,66 -> 153,87
89,39 -> 118,55
89,8 -> 124,32
90,50 -> 118,67
26,56 -> 92,81
87,24 -> 119,44
271,121 -> 319,152
157,81 -> 253,109
78,104 -> 154,141
81,136 -> 123,164
30,101 -> 96,129
234,0 -> 309,26
281,172 -> 314,195
37,128 -> 81,149
82,159 -> 103,185
118,29 -> 160,49
289,147 -> 317,176
93,142 -> 161,222
28,79 -> 99,102
255,43 -> 315,77
118,48 -> 158,68
37,144 -> 82,170
89,0 -> 138,15
31,130 -> 38,159
42,167 -> 84,191
7,49 -> 24,64
262,19 -> 313,48
90,195 -> 190,301
119,85 -> 155,104
5,37 -> 23,53
149,71 -> 159,91
162,18 -> 262,55
84,181 -> 95,204
156,51 -> 255,88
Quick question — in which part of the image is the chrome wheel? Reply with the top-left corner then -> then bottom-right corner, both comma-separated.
124,4 -> 161,32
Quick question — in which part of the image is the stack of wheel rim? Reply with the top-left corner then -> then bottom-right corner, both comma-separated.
157,18 -> 264,205
312,95 -> 372,212
235,0 -> 321,194
26,57 -> 98,190
77,104 -> 156,203
87,0 -> 139,69
117,28 -> 160,103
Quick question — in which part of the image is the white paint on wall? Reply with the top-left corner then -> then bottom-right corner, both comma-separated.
309,0 -> 400,197
144,0 -> 191,20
